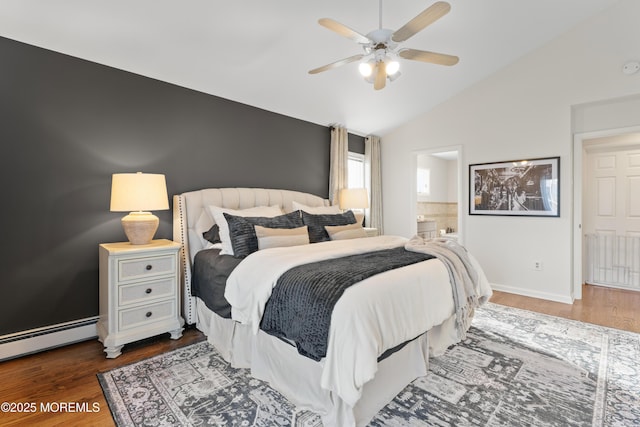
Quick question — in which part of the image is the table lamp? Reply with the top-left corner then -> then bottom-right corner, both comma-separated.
110,172 -> 169,245
339,188 -> 369,225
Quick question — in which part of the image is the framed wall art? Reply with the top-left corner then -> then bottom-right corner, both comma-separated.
470,156 -> 560,217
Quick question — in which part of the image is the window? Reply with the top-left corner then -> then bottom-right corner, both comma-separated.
348,152 -> 365,189
417,168 -> 430,195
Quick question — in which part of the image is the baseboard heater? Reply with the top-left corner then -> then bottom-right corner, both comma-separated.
0,316 -> 99,361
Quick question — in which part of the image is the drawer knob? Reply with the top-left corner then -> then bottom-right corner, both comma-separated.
146,311 -> 153,318
145,265 -> 153,271
145,288 -> 152,294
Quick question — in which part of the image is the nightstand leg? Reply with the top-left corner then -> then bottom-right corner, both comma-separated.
169,328 -> 184,340
104,345 -> 124,359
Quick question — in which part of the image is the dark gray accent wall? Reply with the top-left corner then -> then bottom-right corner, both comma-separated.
0,37 -> 341,336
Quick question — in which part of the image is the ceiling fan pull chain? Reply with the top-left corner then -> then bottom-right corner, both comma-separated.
379,0 -> 383,29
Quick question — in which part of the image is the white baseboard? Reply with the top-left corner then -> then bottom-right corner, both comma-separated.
0,317 -> 99,361
490,283 -> 574,305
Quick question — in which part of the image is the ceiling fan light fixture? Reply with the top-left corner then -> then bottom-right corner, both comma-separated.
388,70 -> 401,82
359,61 -> 374,77
386,60 -> 400,76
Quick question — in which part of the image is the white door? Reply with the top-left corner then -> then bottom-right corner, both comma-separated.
584,147 -> 640,289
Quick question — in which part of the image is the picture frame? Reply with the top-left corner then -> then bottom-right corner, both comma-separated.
470,156 -> 560,217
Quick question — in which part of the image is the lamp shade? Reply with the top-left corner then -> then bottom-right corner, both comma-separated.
110,172 -> 169,245
339,188 -> 369,210
110,172 -> 169,212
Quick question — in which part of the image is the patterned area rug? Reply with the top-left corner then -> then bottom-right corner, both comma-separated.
98,303 -> 640,426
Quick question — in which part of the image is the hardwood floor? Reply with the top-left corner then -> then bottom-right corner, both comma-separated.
490,283 -> 640,333
0,327 -> 205,426
1,284 -> 638,426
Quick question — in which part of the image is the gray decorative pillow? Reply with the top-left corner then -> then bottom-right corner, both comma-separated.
301,210 -> 357,243
224,211 -> 304,258
202,224 -> 221,244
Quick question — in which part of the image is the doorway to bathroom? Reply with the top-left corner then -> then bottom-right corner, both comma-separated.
412,146 -> 463,243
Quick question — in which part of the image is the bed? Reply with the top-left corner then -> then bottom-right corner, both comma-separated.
173,187 -> 492,426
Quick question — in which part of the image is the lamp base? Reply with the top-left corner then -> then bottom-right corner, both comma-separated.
121,212 -> 159,245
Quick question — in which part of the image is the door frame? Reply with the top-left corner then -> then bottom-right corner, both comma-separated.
572,125 -> 640,300
410,145 -> 464,245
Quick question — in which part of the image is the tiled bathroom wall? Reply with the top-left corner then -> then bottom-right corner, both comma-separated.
417,202 -> 458,234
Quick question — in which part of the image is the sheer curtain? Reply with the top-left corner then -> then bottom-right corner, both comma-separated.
329,126 -> 348,206
365,135 -> 383,232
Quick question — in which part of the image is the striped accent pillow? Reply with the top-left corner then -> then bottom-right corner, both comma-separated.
301,210 -> 357,243
255,225 -> 310,250
208,205 -> 283,255
324,222 -> 367,240
224,210 -> 304,258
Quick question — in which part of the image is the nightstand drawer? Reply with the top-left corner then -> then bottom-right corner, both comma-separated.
119,277 -> 175,306
119,300 -> 176,330
118,255 -> 176,282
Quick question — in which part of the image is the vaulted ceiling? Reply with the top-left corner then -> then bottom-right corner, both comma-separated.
0,0 -> 620,134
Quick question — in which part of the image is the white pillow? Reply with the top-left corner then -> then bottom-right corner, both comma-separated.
292,201 -> 341,214
254,225 -> 310,250
324,222 -> 367,240
207,205 -> 283,255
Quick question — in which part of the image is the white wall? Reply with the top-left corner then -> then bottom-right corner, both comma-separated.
381,0 -> 640,303
573,95 -> 640,133
447,160 -> 457,203
417,155 -> 455,202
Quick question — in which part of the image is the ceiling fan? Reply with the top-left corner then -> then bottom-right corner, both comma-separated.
309,0 -> 459,90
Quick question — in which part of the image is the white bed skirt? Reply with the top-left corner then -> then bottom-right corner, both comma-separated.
195,298 -> 440,426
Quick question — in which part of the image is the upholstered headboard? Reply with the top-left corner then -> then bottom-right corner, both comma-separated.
173,187 -> 330,324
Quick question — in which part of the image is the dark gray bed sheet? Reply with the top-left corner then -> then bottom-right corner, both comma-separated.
191,248 -> 243,319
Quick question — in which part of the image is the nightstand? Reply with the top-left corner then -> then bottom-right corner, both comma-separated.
98,239 -> 184,358
364,227 -> 379,237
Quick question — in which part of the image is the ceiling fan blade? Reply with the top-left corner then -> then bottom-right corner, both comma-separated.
399,48 -> 459,66
392,1 -> 451,43
318,18 -> 370,44
308,54 -> 365,74
374,62 -> 386,90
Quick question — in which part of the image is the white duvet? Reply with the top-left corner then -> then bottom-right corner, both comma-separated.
225,235 -> 489,407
